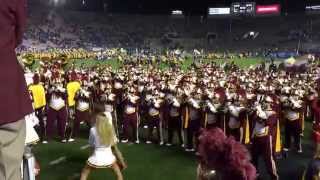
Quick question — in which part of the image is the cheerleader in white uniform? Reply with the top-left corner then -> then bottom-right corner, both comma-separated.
80,113 -> 127,180
25,112 -> 40,145
23,112 -> 41,180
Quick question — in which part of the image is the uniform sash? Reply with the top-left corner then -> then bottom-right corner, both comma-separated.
244,114 -> 250,144
275,119 -> 282,153
184,107 -> 189,129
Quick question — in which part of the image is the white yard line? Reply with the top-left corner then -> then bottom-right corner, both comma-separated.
80,144 -> 90,150
71,173 -> 81,178
49,156 -> 67,166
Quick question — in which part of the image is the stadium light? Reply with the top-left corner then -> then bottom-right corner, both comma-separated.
306,5 -> 320,10
306,5 -> 320,15
49,0 -> 66,7
171,10 -> 183,15
171,10 -> 184,19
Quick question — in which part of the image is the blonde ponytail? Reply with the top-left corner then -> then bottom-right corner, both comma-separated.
96,113 -> 116,146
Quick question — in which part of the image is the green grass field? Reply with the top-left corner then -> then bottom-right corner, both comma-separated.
33,121 -> 314,180
31,56 -> 264,71
32,57 -> 313,180
33,129 -> 197,180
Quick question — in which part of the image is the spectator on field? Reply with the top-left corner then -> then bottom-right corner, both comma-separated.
0,0 -> 34,179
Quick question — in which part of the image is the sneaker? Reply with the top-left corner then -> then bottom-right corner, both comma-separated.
185,148 -> 194,152
275,153 -> 283,160
80,121 -> 84,125
121,139 -> 129,143
297,149 -> 303,154
135,140 -> 140,144
166,143 -> 172,147
68,138 -> 75,142
61,139 -> 67,143
146,141 -> 152,144
159,141 -> 164,146
282,151 -> 289,159
143,125 -> 148,129
283,148 -> 289,152
256,173 -> 260,179
181,144 -> 185,148
42,141 -> 48,144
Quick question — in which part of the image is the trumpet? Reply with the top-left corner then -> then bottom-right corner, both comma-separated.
128,94 -> 140,104
288,96 -> 302,109
188,98 -> 201,109
79,89 -> 90,98
205,100 -> 220,113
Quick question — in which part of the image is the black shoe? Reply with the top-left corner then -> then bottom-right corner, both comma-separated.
282,151 -> 289,159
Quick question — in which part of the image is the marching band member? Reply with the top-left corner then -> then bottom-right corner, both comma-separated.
307,86 -> 318,121
226,91 -> 246,143
66,71 -> 81,142
183,88 -> 202,152
166,91 -> 183,147
73,87 -> 92,139
28,73 -> 47,143
113,76 -> 125,129
246,84 -> 257,138
282,89 -> 304,153
46,83 -> 68,143
203,92 -> 223,130
251,101 -> 279,180
121,87 -> 140,144
265,84 -> 282,156
145,90 -> 164,145
214,81 -> 227,132
104,83 -> 119,138
312,96 -> 320,155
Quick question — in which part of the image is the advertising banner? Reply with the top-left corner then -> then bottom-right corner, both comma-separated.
256,4 -> 281,14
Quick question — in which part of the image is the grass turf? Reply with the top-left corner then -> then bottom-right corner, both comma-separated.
31,56 -> 264,71
33,128 -> 197,180
33,121 -> 314,180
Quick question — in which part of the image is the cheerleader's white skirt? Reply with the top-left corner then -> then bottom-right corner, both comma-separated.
87,147 -> 116,168
25,113 -> 40,145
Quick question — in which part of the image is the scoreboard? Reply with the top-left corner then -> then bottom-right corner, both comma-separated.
208,2 -> 281,17
231,2 -> 256,16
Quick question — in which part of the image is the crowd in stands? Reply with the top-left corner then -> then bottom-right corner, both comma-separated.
19,9 -> 320,55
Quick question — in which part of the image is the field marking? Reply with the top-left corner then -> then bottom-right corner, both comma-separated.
49,156 -> 67,166
71,173 -> 80,179
80,144 -> 90,150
